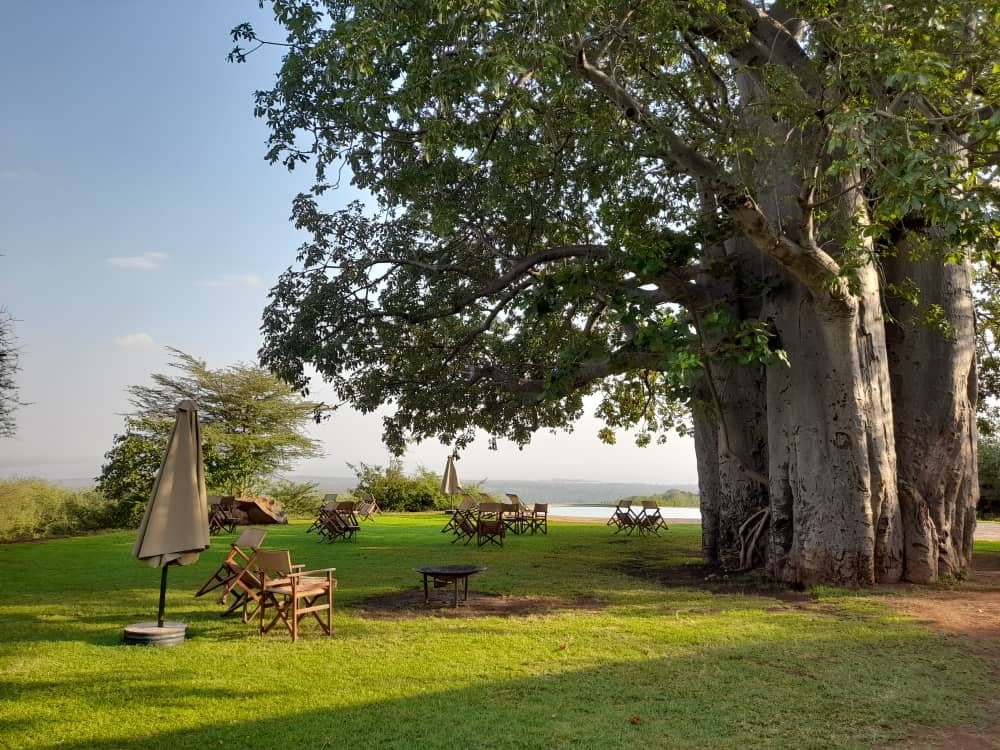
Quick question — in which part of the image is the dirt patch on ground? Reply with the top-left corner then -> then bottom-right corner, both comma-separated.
358,589 -> 606,619
882,552 -> 1000,649
878,552 -> 1000,748
616,560 -> 817,604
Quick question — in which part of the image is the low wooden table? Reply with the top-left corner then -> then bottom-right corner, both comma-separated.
415,565 -> 487,607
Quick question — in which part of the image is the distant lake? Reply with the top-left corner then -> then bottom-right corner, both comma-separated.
0,465 -> 700,506
549,504 -> 701,521
295,474 -> 699,505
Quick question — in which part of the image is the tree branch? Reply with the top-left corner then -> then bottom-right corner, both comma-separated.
565,45 -> 849,304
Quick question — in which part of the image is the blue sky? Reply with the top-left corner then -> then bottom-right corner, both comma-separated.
0,1 -> 696,485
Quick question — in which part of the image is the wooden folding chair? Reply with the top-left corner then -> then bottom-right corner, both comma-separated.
449,501 -> 478,545
356,496 -> 374,521
208,496 -> 238,535
527,503 -> 548,535
442,496 -> 474,534
194,528 -> 273,621
607,499 -> 628,528
320,504 -> 359,542
307,495 -> 338,535
356,491 -> 382,520
256,550 -> 336,642
637,500 -> 668,536
609,500 -> 640,534
504,493 -> 530,534
476,502 -> 505,547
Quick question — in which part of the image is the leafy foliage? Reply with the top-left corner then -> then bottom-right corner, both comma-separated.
615,489 -> 700,508
348,459 -> 450,512
263,478 -> 324,518
239,1 -> 999,456
976,264 -> 1000,435
97,349 -> 326,518
977,436 -> 1000,519
0,479 -> 124,542
95,417 -> 167,526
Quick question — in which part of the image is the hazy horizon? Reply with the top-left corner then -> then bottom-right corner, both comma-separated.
0,465 -> 699,494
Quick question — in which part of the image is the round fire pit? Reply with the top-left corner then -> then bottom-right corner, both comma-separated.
415,565 -> 488,607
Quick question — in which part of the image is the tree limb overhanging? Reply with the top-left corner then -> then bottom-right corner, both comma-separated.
244,1 -> 998,584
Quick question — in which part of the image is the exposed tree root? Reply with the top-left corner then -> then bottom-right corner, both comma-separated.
736,508 -> 770,571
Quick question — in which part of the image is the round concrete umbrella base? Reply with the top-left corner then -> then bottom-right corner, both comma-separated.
123,621 -> 187,646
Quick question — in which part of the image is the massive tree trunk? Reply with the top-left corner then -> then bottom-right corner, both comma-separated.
693,232 -> 770,569
693,366 -> 768,569
764,263 -> 903,585
884,232 -> 978,582
730,85 -> 904,584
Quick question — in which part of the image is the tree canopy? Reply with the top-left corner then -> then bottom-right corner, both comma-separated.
97,349 -> 326,512
243,0 -> 998,448
238,1 -> 999,584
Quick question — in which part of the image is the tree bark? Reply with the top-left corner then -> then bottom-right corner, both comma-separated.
884,235 -> 978,582
764,263 -> 903,585
692,233 -> 769,570
693,366 -> 768,569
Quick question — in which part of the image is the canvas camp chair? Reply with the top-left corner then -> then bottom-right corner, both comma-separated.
356,491 -> 382,520
606,499 -> 628,528
441,496 -> 475,534
356,497 -> 372,520
637,500 -> 668,536
194,528 -> 280,622
256,549 -> 336,642
334,500 -> 361,535
320,503 -> 359,542
526,503 -> 548,535
449,500 -> 478,545
504,493 -> 530,534
476,502 -> 505,547
307,495 -> 338,535
208,496 -> 239,535
608,499 -> 638,534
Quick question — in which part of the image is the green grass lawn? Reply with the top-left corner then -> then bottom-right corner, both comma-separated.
0,515 -> 993,749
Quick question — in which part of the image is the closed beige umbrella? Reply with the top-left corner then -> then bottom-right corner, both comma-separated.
440,454 -> 462,510
125,400 -> 210,645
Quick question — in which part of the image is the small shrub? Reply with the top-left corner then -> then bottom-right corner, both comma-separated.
609,489 -> 700,508
348,460 -> 449,512
264,478 -> 324,519
0,479 -> 123,541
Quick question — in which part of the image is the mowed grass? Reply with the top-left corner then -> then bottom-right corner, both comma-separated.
0,516 -> 993,749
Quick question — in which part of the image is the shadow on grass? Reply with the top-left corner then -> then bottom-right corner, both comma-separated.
5,622 -> 990,750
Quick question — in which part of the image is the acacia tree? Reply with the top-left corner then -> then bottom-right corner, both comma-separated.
238,1 -> 999,585
98,349 -> 326,508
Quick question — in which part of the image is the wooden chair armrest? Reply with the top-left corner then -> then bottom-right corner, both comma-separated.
293,567 -> 337,578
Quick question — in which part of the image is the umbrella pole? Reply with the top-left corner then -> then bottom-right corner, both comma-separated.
157,564 -> 170,628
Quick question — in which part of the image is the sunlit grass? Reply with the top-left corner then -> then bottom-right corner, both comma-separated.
0,515 -> 993,749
